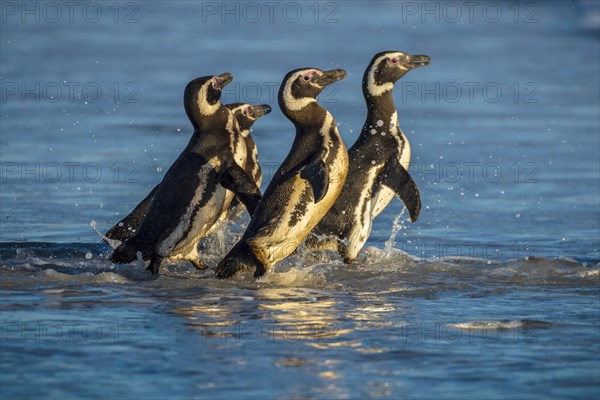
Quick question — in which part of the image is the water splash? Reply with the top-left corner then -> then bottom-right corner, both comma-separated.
384,208 -> 407,254
90,220 -> 120,250
135,251 -> 145,270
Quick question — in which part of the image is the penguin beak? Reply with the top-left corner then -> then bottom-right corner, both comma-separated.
312,69 -> 347,87
214,73 -> 233,89
408,55 -> 430,68
249,104 -> 272,119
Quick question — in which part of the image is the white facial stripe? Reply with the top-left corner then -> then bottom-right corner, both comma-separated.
367,52 -> 406,97
228,105 -> 252,137
282,71 -> 317,111
197,81 -> 220,116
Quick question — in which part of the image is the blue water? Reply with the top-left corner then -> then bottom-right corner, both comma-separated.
1,1 -> 599,399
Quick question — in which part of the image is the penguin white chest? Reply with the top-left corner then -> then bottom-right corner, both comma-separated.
372,112 -> 411,218
158,159 -> 226,255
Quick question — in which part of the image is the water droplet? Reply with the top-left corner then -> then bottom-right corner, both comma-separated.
157,166 -> 163,172
376,120 -> 384,127
85,252 -> 92,260
370,129 -> 377,135
371,160 -> 376,165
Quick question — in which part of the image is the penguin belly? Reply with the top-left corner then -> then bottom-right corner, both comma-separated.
372,136 -> 411,217
157,162 -> 227,259
250,147 -> 348,267
204,137 -> 249,235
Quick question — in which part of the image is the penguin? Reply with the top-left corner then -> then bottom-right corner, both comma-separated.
104,102 -> 271,243
307,51 -> 429,262
215,102 -> 270,221
215,68 -> 349,279
110,73 -> 262,274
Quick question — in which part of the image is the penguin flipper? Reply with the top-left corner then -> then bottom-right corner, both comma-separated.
105,184 -> 159,242
300,159 -> 329,203
379,159 -> 421,222
219,164 -> 262,216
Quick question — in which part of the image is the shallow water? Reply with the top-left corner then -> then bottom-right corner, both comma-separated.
1,1 -> 599,399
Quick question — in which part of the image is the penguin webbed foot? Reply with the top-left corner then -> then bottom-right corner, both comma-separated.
214,261 -> 240,279
215,242 -> 262,279
253,264 -> 266,278
147,255 -> 163,275
190,258 -> 208,270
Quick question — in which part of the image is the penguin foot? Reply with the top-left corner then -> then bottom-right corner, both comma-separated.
214,263 -> 238,279
190,258 -> 208,270
253,264 -> 267,278
147,255 -> 163,275
110,242 -> 139,265
215,241 -> 260,279
342,254 -> 357,264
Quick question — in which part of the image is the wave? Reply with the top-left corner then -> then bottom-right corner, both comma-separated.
1,241 -> 598,292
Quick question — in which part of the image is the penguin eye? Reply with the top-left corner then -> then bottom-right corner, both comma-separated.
390,57 -> 399,64
303,75 -> 311,82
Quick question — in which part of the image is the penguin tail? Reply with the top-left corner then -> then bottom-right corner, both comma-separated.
215,241 -> 265,279
104,224 -> 129,243
110,241 -> 140,264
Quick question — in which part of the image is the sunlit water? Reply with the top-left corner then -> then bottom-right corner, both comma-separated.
1,1 -> 599,399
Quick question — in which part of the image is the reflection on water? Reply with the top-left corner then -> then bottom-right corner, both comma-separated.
173,288 -> 351,342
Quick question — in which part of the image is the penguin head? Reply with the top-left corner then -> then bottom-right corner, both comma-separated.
364,51 -> 430,97
278,68 -> 347,118
225,103 -> 272,134
184,73 -> 233,128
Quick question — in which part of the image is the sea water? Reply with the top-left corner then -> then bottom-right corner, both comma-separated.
1,1 -> 598,399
